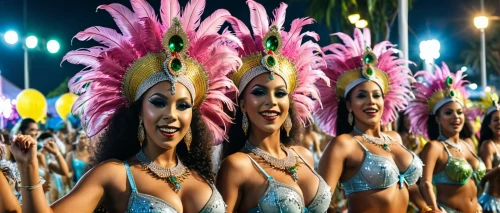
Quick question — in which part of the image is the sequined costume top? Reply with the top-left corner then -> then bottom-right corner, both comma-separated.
433,142 -> 486,185
341,135 -> 424,195
489,141 -> 500,168
246,149 -> 332,213
123,162 -> 226,213
71,152 -> 87,183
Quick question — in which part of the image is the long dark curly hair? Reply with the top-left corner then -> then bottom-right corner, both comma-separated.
223,94 -> 303,158
479,112 -> 497,148
87,98 -> 216,183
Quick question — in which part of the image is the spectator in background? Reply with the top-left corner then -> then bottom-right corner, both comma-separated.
66,131 -> 89,187
37,132 -> 69,203
0,132 -> 21,212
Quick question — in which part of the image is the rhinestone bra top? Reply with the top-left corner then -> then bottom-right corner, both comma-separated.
246,149 -> 332,213
341,134 -> 423,195
433,142 -> 486,185
123,162 -> 225,213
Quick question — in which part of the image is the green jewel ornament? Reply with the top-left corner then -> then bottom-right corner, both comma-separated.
170,58 -> 182,72
367,68 -> 374,76
168,35 -> 184,53
364,54 -> 375,63
266,56 -> 276,67
266,36 -> 279,51
168,175 -> 182,191
446,76 -> 453,87
382,144 -> 391,152
288,167 -> 298,182
449,90 -> 456,98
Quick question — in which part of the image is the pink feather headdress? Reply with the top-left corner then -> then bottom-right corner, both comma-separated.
228,0 -> 329,126
315,28 -> 414,136
406,62 -> 469,138
62,0 -> 241,144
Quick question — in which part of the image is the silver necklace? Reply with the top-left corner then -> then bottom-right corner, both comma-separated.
244,141 -> 300,181
438,135 -> 462,153
353,126 -> 395,152
136,150 -> 189,192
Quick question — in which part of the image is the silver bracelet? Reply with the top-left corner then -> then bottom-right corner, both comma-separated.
18,177 -> 45,191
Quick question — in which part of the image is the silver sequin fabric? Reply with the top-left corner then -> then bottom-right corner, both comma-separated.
124,162 -> 226,213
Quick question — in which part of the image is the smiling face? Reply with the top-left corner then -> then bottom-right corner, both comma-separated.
488,110 -> 500,138
141,81 -> 193,150
346,81 -> 384,127
23,122 -> 39,140
435,101 -> 465,137
240,73 -> 290,136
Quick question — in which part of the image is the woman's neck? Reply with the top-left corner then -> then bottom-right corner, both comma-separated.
142,142 -> 177,168
248,128 -> 283,158
354,122 -> 382,137
440,132 -> 460,143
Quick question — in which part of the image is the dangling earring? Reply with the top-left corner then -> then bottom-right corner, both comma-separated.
283,115 -> 292,137
438,124 -> 442,136
242,112 -> 249,136
348,111 -> 354,126
138,118 -> 145,145
184,127 -> 192,151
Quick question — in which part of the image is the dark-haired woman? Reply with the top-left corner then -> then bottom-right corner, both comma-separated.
217,1 -> 331,212
65,131 -> 89,186
315,29 -> 426,213
9,0 -> 240,212
478,94 -> 500,213
37,132 -> 69,203
407,63 -> 485,213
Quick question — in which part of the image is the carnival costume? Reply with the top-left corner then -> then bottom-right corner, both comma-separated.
227,1 -> 331,212
406,63 -> 486,212
478,92 -> 500,213
63,0 -> 241,212
315,28 -> 422,194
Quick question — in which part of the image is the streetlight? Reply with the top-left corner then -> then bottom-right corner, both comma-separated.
355,19 -> 368,28
348,14 -> 360,24
4,31 -> 18,44
47,40 -> 60,54
2,31 -> 60,89
25,36 -> 38,49
419,39 -> 441,72
474,15 -> 488,91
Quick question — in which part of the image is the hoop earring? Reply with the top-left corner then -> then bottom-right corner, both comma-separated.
138,118 -> 145,145
283,115 -> 292,137
184,127 -> 192,151
242,112 -> 249,136
348,111 -> 354,126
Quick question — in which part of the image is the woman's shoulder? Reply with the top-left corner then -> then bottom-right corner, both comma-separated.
87,159 -> 127,179
218,152 -> 254,175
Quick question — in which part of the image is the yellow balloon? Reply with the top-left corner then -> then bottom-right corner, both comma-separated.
16,89 -> 47,123
56,93 -> 78,121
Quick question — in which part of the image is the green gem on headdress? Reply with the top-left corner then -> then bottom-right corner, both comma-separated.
446,76 -> 453,87
265,36 -> 279,51
168,35 -> 184,53
449,90 -> 456,98
170,58 -> 182,72
364,53 -> 375,64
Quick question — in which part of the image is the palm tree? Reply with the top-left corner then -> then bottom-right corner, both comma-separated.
299,0 -> 413,43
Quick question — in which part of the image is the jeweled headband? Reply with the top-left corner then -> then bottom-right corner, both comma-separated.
231,25 -> 298,94
335,47 -> 390,98
428,76 -> 465,114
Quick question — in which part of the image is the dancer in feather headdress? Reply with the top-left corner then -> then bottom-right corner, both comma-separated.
315,28 -> 424,213
477,91 -> 500,213
408,63 -> 486,213
9,0 -> 240,212
215,1 -> 332,212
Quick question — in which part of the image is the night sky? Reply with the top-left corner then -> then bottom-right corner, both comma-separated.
0,0 -> 498,94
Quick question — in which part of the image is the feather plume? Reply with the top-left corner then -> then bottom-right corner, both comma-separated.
407,62 -> 469,138
64,0 -> 241,144
316,28 -> 414,136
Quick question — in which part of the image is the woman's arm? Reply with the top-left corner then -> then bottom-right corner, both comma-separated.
318,134 -> 350,213
216,154 -> 248,213
44,141 -> 70,177
0,172 -> 21,213
419,141 -> 442,211
12,135 -> 107,213
65,152 -> 75,179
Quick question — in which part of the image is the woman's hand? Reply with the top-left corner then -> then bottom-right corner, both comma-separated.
10,134 -> 38,165
43,140 -> 61,156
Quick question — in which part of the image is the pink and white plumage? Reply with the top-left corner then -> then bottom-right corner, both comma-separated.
62,0 -> 241,144
315,28 -> 414,136
406,62 -> 469,139
227,0 -> 329,126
